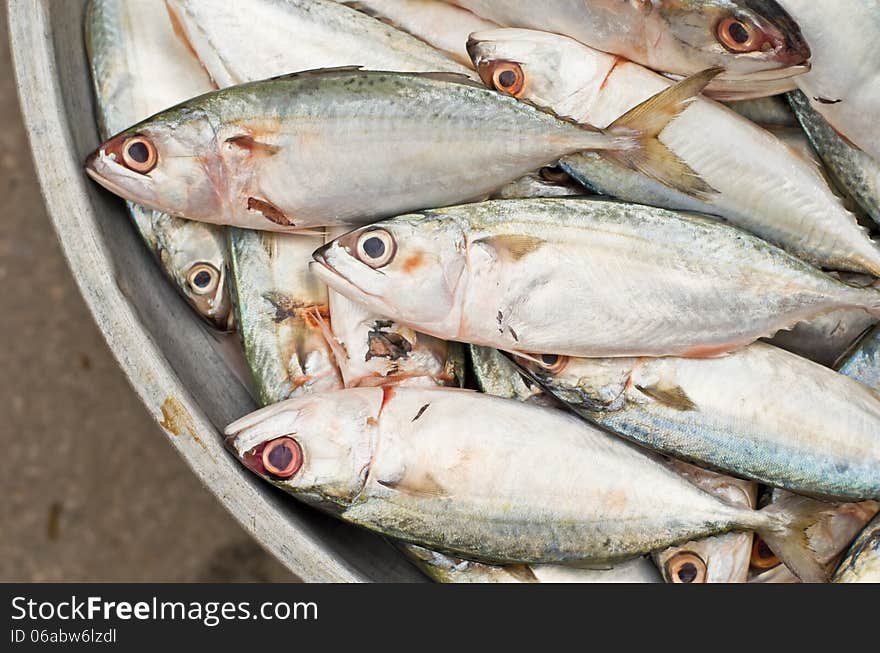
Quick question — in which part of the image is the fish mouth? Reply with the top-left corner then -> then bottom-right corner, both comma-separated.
744,0 -> 812,64
311,244 -> 384,302
84,147 -> 154,202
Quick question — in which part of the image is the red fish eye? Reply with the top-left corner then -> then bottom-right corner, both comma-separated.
717,17 -> 764,53
120,135 -> 158,174
261,437 -> 303,478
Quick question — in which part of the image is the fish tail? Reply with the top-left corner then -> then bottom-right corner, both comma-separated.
754,493 -> 835,583
598,67 -> 723,200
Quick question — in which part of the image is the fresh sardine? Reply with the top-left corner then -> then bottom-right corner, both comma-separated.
514,341 -> 880,500
445,0 -> 810,95
84,67 -> 718,232
85,0 -> 232,329
314,199 -> 880,359
467,29 -> 880,275
225,386 -> 839,581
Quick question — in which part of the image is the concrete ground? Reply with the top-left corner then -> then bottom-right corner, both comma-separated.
0,5 -> 296,582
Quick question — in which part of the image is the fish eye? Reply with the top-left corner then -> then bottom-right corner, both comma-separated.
490,62 -> 525,97
262,437 -> 303,479
120,135 -> 158,174
665,551 -> 708,583
535,353 -> 568,374
356,229 -> 396,269
750,536 -> 780,569
717,17 -> 764,53
187,263 -> 220,296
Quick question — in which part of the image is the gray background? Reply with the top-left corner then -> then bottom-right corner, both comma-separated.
0,4 -> 296,582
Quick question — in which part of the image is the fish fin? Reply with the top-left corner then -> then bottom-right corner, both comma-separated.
266,65 -> 365,82
602,68 -> 722,199
247,197 -> 294,227
504,565 -> 540,583
304,304 -> 351,382
378,472 -> 449,498
473,234 -> 545,261
634,384 -> 697,412
756,494 -> 837,583
226,135 -> 281,157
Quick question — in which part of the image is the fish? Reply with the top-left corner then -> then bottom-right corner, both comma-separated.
723,95 -> 796,127
406,346 -> 655,583
165,0 -> 472,87
227,229 -> 343,407
313,198 -> 880,360
834,513 -> 880,583
445,0 -> 811,98
326,225 -> 465,390
404,545 -> 661,583
513,340 -> 880,501
225,385 -> 840,581
653,462 -> 757,583
838,326 -> 880,392
788,90 -> 880,228
85,0 -> 232,329
84,66 -> 720,232
338,0 -> 498,67
466,28 -> 880,275
775,0 -> 880,160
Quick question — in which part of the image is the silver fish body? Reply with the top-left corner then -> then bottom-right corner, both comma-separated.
166,0 -> 473,87
404,545 -> 660,583
314,199 -> 880,359
228,229 -> 342,407
85,69 -> 641,232
338,0 -> 498,67
85,0 -> 232,329
447,0 -> 811,90
788,90 -> 880,228
468,29 -> 880,275
516,341 -> 880,500
225,386 -> 827,578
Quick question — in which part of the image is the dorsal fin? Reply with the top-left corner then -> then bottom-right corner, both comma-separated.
267,65 -> 364,82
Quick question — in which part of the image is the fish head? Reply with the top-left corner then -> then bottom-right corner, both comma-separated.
466,29 -> 611,113
153,214 -> 233,331
515,354 -> 635,414
224,389 -> 382,510
311,214 -> 468,333
653,0 -> 811,75
85,106 -> 222,221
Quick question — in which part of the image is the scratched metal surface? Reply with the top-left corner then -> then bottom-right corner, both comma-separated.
7,0 -> 423,583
